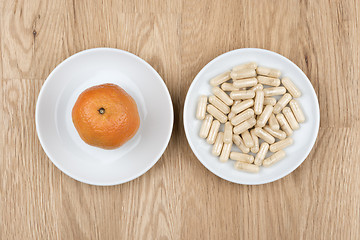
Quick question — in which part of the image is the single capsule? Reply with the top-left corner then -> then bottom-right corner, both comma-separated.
212,132 -> 224,156
257,105 -> 274,127
230,152 -> 254,163
221,82 -> 239,92
233,135 -> 250,153
254,142 -> 269,166
231,68 -> 257,79
254,127 -> 275,144
263,125 -> 286,140
276,113 -> 293,136
283,107 -> 299,130
212,87 -> 233,106
257,76 -> 280,86
230,108 -> 254,126
209,95 -> 230,114
210,71 -> 231,86
250,84 -> 264,91
199,114 -> 213,138
206,120 -> 221,144
223,122 -> 233,144
270,137 -> 293,152
263,150 -> 286,167
289,99 -> 305,123
207,104 -> 228,123
196,95 -> 207,120
241,130 -> 254,148
269,113 -> 280,130
234,161 -> 259,173
256,66 -> 281,78
232,62 -> 257,71
230,90 -> 255,100
263,97 -> 277,106
250,129 -> 259,153
263,87 -> 286,97
233,118 -> 256,135
254,90 -> 264,115
219,142 -> 232,162
273,93 -> 292,114
231,99 -> 254,114
282,77 -> 301,98
233,78 -> 258,88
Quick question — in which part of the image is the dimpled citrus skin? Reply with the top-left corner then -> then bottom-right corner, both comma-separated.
72,83 -> 140,149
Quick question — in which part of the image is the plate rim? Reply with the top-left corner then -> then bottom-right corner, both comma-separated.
183,48 -> 320,185
36,47 -> 174,186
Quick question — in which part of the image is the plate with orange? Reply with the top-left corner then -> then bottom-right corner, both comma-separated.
36,48 -> 173,185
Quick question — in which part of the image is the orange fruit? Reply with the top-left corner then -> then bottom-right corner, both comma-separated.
72,83 -> 140,149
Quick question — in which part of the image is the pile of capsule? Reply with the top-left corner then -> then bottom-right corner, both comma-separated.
196,62 -> 305,173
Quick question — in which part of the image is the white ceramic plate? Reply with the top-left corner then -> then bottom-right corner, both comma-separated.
184,48 -> 320,185
36,48 -> 173,186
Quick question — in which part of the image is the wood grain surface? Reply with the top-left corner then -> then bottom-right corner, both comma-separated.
1,0 -> 360,239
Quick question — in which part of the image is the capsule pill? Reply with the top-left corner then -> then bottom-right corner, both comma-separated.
289,99 -> 305,123
212,87 -> 233,106
206,120 -> 221,144
196,95 -> 207,120
223,122 -> 233,144
210,71 -> 231,86
254,127 -> 275,144
256,66 -> 281,78
257,76 -> 280,87
230,90 -> 255,100
231,99 -> 254,114
209,95 -> 230,114
233,78 -> 258,88
219,142 -> 232,162
263,150 -> 286,167
221,82 -> 239,92
232,62 -> 257,71
254,142 -> 269,166
241,130 -> 254,148
263,87 -> 286,97
207,104 -> 228,123
269,137 -> 293,152
254,90 -> 264,115
250,84 -> 264,91
233,135 -> 250,153
276,113 -> 293,136
231,68 -> 257,80
273,93 -> 292,114
257,105 -> 274,128
230,152 -> 254,163
282,77 -> 301,98
230,108 -> 254,126
263,97 -> 277,106
199,114 -> 213,138
263,125 -> 286,140
212,132 -> 224,156
269,113 -> 280,130
283,107 -> 299,130
233,117 -> 256,135
234,161 -> 260,173
250,129 -> 259,153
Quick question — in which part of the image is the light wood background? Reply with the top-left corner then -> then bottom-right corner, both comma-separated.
1,0 -> 359,239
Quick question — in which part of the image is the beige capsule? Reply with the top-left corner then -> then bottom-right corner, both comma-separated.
263,87 -> 286,97
219,142 -> 232,162
282,77 -> 301,98
263,150 -> 286,167
263,97 -> 277,106
196,95 -> 207,120
276,113 -> 293,136
263,125 -> 286,140
206,120 -> 221,144
210,71 -> 231,86
269,113 -> 280,130
230,152 -> 254,163
254,90 -> 264,115
257,105 -> 274,127
223,122 -> 233,144
254,142 -> 269,166
209,95 -> 230,114
233,78 -> 258,88
207,104 -> 228,123
232,62 -> 257,71
234,161 -> 259,173
233,135 -> 250,153
231,99 -> 254,114
230,108 -> 254,125
289,99 -> 305,123
250,129 -> 259,153
256,66 -> 281,78
231,68 -> 257,80
212,87 -> 233,106
221,82 -> 239,92
250,83 -> 264,91
230,90 -> 255,100
233,117 -> 256,135
273,93 -> 292,114
257,76 -> 280,87
270,137 -> 293,152
241,130 -> 254,148
199,114 -> 213,138
212,132 -> 224,156
283,107 -> 300,130
254,127 -> 275,144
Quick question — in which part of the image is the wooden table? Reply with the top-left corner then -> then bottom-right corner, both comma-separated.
1,0 -> 359,239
